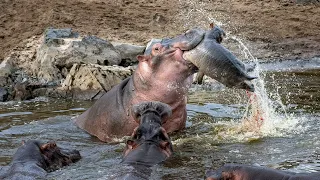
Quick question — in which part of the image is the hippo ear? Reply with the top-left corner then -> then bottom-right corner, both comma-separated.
159,141 -> 173,157
123,140 -> 138,157
154,102 -> 172,121
40,141 -> 57,153
137,55 -> 148,62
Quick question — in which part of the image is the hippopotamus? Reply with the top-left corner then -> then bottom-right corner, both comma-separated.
115,101 -> 173,179
0,140 -> 81,180
75,25 -> 255,142
205,164 -> 320,180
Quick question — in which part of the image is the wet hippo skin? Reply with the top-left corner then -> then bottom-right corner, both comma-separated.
206,164 -> 320,180
75,25 -> 255,142
0,140 -> 81,180
116,101 -> 173,179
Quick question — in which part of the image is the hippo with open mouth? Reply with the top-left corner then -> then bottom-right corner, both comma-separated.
75,25 -> 255,142
0,140 -> 81,180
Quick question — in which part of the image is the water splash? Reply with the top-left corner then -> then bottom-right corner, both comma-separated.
176,0 -> 224,30
229,36 -> 304,137
175,0 -> 304,139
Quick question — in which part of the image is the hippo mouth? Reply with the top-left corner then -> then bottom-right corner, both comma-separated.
162,45 -> 198,69
160,28 -> 206,63
129,126 -> 172,155
39,141 -> 81,171
122,126 -> 173,166
157,25 -> 255,91
169,47 -> 187,62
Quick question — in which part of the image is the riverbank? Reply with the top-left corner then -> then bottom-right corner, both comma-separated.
0,0 -> 320,102
1,0 -> 319,62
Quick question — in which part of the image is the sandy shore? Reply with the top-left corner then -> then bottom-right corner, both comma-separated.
0,0 -> 319,62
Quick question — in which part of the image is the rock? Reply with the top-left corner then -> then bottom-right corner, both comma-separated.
6,36 -> 41,76
13,82 -> 32,101
12,70 -> 32,85
0,57 -> 14,86
0,57 -> 14,77
31,88 -> 50,98
0,87 -> 8,102
33,29 -> 122,82
0,28 -> 148,101
63,36 -> 122,66
59,64 -> 134,100
44,27 -> 79,45
33,43 -> 64,82
112,42 -> 145,66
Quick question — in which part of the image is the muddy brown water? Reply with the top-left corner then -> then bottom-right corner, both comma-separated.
0,59 -> 320,179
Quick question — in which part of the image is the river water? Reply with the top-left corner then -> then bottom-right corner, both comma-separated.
0,58 -> 320,179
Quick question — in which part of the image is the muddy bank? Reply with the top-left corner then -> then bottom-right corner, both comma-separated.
0,0 -> 320,62
0,0 -> 320,101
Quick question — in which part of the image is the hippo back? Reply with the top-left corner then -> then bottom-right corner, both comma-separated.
74,77 -> 139,142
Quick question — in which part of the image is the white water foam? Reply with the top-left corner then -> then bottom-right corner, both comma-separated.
175,0 -> 305,141
229,36 -> 305,137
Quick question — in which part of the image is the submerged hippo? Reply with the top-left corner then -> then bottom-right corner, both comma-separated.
117,101 -> 173,179
206,164 -> 320,180
0,140 -> 81,180
75,25 -> 255,142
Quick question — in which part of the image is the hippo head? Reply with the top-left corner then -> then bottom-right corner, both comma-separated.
135,28 -> 206,89
12,140 -> 81,172
122,101 -> 173,166
143,25 -> 255,92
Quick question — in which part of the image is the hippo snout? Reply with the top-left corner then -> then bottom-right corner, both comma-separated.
144,28 -> 205,56
122,101 -> 173,167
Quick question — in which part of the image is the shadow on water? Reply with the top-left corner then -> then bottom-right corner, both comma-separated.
0,60 -> 320,179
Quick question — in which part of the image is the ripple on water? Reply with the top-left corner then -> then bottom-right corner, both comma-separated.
1,64 -> 320,178
0,112 -> 33,118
